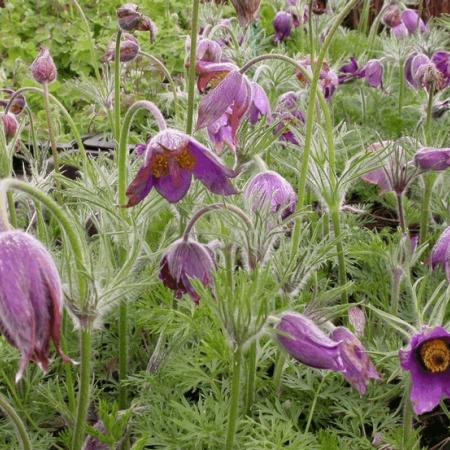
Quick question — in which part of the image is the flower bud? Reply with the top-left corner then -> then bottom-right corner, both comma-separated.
31,47 -> 57,84
0,230 -> 72,382
103,33 -> 140,63
1,112 -> 18,138
273,11 -> 293,43
230,0 -> 261,27
159,238 -> 216,303
117,3 -> 141,30
430,226 -> 450,281
414,147 -> 450,172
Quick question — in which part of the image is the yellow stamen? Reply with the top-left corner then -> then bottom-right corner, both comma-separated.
150,147 -> 196,178
176,148 -> 196,171
150,154 -> 169,177
419,339 -> 450,373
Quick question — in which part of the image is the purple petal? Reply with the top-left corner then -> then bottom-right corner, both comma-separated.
125,163 -> 155,207
363,59 -> 384,89
339,57 -> 359,75
392,23 -> 409,39
401,9 -> 428,34
154,164 -> 192,203
273,11 -> 293,43
430,226 -> 450,268
414,147 -> 450,171
361,168 -> 392,194
248,82 -> 272,125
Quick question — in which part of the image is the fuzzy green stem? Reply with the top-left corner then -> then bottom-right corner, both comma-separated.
245,341 -> 257,413
114,30 -> 123,140
118,302 -> 128,409
330,206 -> 347,302
396,192 -> 407,234
391,269 -> 402,315
186,0 -> 200,134
304,375 -> 326,434
7,192 -> 17,228
308,0 -> 315,58
272,351 -> 286,395
402,388 -> 414,448
43,83 -> 60,183
0,393 -> 32,450
398,58 -> 405,117
225,346 -> 243,450
71,327 -> 92,450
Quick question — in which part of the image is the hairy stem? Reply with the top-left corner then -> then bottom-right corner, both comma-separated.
0,393 -> 32,450
43,83 -> 60,185
114,30 -> 123,140
396,192 -> 407,234
245,341 -> 257,413
304,375 -> 326,434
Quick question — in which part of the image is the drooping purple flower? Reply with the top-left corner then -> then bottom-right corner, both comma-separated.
277,312 -> 344,371
401,9 -> 428,35
244,170 -> 297,219
273,91 -> 305,145
195,61 -> 238,93
1,112 -> 18,138
160,238 -> 215,303
207,109 -> 234,155
381,4 -> 402,28
31,47 -> 57,84
339,57 -> 359,79
230,0 -> 261,27
432,51 -> 450,85
197,70 -> 252,145
196,38 -> 223,64
330,327 -> 380,395
413,147 -> 450,172
125,129 -> 237,206
248,82 -> 272,125
430,226 -> 450,281
297,57 -> 338,100
103,33 -> 140,63
0,230 -> 73,382
384,7 -> 428,38
273,11 -> 294,43
361,141 -> 393,194
362,59 -> 384,89
400,326 -> 450,414
116,3 -> 158,42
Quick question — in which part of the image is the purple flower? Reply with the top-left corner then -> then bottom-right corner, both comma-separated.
195,61 -> 238,94
401,9 -> 428,35
117,3 -> 157,41
384,7 -> 428,38
196,38 -> 222,64
405,52 -> 449,91
392,22 -> 409,39
432,51 -> 450,84
330,327 -> 380,395
297,57 -> 338,100
197,70 -> 251,146
244,170 -> 297,219
248,82 -> 272,125
1,112 -> 18,138
400,326 -> 450,414
430,226 -> 450,281
273,11 -> 294,43
0,230 -> 72,382
381,4 -> 402,28
31,47 -> 57,84
230,0 -> 261,26
207,110 -> 234,154
125,129 -> 237,206
103,33 -> 140,63
362,59 -> 384,89
277,313 -> 344,371
414,147 -> 450,172
339,57 -> 359,78
273,91 -> 305,145
160,238 -> 215,303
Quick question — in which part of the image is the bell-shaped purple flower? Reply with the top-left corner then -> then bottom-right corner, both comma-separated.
273,91 -> 305,145
196,38 -> 223,64
197,70 -> 252,146
160,238 -> 215,303
117,3 -> 157,42
31,47 -> 57,84
414,147 -> 450,172
125,129 -> 237,206
297,57 -> 338,101
273,11 -> 293,43
362,59 -> 384,89
103,33 -> 140,63
381,4 -> 402,28
1,112 -> 18,138
277,312 -> 344,371
244,170 -> 296,219
430,226 -> 450,281
361,141 -> 393,194
432,51 -> 450,85
400,326 -> 450,414
0,230 -> 72,382
207,109 -> 234,154
248,82 -> 272,125
401,9 -> 428,35
405,52 -> 449,91
230,0 -> 261,27
330,327 -> 380,395
196,61 -> 238,94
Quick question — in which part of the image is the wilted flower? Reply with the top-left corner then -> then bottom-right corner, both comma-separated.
244,170 -> 296,219
116,3 -> 158,41
400,326 -> 450,414
0,230 -> 72,382
330,327 -> 380,395
196,61 -> 238,93
248,82 -> 272,125
197,70 -> 251,145
273,91 -> 305,145
125,128 -> 237,206
297,57 -> 338,100
160,238 -> 215,303
31,47 -> 57,84
277,312 -> 344,371
430,226 -> 450,281
1,112 -> 18,138
413,147 -> 450,172
230,0 -> 261,27
273,11 -> 294,43
103,33 -> 140,63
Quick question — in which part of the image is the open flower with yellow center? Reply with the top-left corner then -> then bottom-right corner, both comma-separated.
400,326 -> 450,414
125,129 -> 237,206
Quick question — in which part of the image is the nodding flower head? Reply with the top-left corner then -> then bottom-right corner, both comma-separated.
31,47 -> 57,84
103,33 -> 140,63
196,62 -> 238,94
430,226 -> 450,281
400,326 -> 450,414
273,11 -> 294,43
413,147 -> 450,172
405,52 -> 450,92
159,238 -> 216,303
117,3 -> 158,41
385,7 -> 428,38
0,230 -> 73,382
381,4 -> 402,28
230,0 -> 261,27
244,170 -> 297,220
339,58 -> 384,89
1,112 -> 18,139
125,128 -> 237,206
248,82 -> 272,125
186,37 -> 222,67
296,57 -> 338,100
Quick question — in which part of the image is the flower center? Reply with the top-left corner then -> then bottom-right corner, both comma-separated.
150,147 -> 196,178
419,339 -> 450,373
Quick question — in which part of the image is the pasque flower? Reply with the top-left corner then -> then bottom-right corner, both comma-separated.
0,89 -> 26,115
273,91 -> 305,145
404,52 -> 450,91
413,147 -> 450,172
125,129 -> 237,206
1,112 -> 18,138
430,225 -> 450,281
400,326 -> 450,414
103,33 -> 140,63
244,170 -> 296,219
196,62 -> 238,94
248,82 -> 272,125
207,109 -> 234,154
339,58 -> 384,89
160,238 -> 215,303
273,11 -> 294,43
230,0 -> 261,27
0,230 -> 72,382
297,57 -> 339,100
383,7 -> 428,38
31,47 -> 57,84
116,3 -> 157,42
